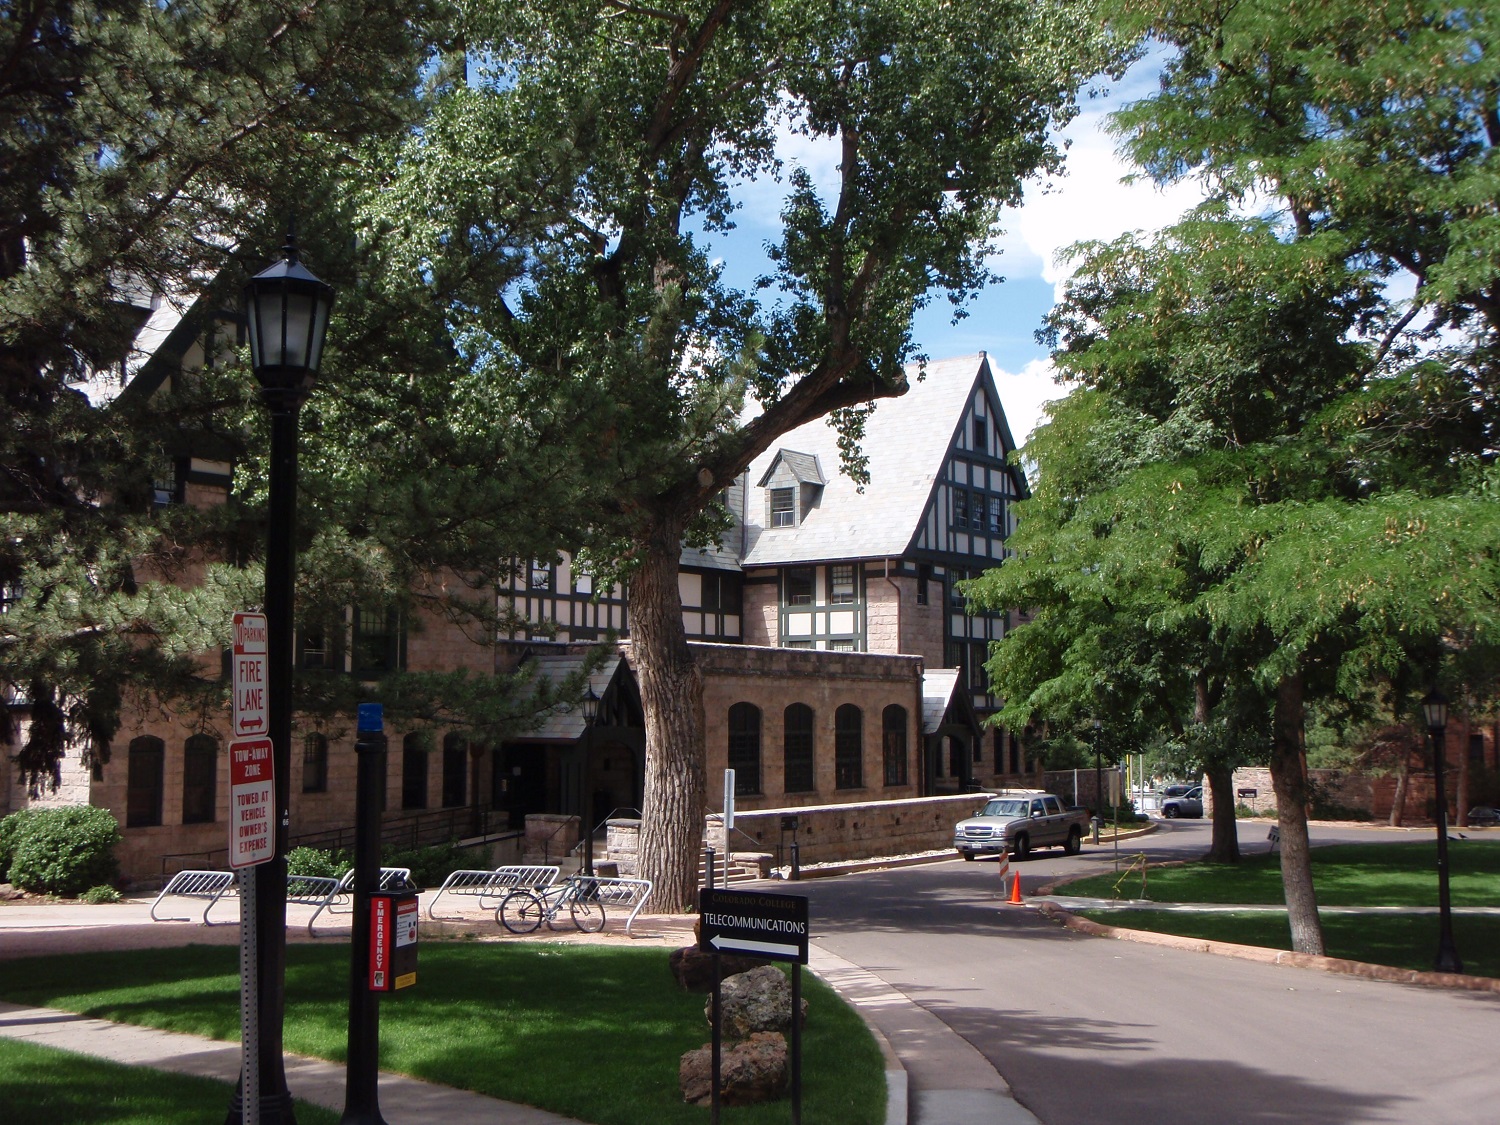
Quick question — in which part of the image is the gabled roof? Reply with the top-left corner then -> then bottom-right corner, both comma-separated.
756,449 -> 825,488
741,353 -> 1013,566
520,652 -> 623,742
921,669 -> 963,735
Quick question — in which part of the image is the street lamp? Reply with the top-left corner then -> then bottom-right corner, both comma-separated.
1421,688 -> 1463,974
582,684 -> 600,724
580,684 -> 600,874
231,230 -> 334,1124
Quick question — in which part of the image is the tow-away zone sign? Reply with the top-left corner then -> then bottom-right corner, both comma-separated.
228,737 -> 275,869
698,888 -> 809,964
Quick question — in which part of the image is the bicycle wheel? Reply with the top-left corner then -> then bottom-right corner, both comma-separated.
570,894 -> 606,933
498,889 -> 545,934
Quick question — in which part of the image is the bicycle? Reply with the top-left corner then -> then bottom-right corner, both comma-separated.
497,874 -> 606,934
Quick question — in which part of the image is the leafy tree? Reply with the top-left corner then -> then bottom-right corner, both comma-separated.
347,0 -> 1128,910
974,0 -> 1500,954
0,1 -> 440,789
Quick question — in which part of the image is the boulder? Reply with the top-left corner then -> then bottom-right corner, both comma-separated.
679,1032 -> 789,1105
709,965 -> 808,1039
669,945 -> 768,991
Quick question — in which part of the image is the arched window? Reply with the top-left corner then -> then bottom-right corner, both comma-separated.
182,734 -> 218,824
882,705 -> 908,787
126,736 -> 164,828
401,733 -> 428,810
302,733 -> 329,793
783,704 -> 815,793
442,732 -> 468,808
835,705 -> 863,789
727,703 -> 762,796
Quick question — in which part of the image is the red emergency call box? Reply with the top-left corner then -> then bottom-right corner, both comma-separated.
368,891 -> 419,992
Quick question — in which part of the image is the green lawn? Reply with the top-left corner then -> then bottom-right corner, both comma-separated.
0,942 -> 884,1125
1056,840 -> 1500,978
1074,910 -> 1500,979
1060,840 -> 1500,906
0,1037 -> 341,1125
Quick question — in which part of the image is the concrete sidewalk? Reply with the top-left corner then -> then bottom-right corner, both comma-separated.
0,889 -> 1037,1125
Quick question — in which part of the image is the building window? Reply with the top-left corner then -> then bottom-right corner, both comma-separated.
973,414 -> 988,454
785,567 -> 814,606
952,490 -> 968,529
971,641 -> 991,693
299,625 -> 330,671
401,734 -> 428,810
988,495 -> 1004,536
442,733 -> 468,807
828,639 -> 855,651
152,458 -> 181,507
770,487 -> 796,527
883,705 -> 908,787
1470,734 -> 1486,765
0,582 -> 21,614
835,704 -> 863,789
830,565 -> 856,604
353,607 -> 402,677
916,564 -> 930,605
702,572 -> 744,615
529,561 -> 552,589
182,734 -> 217,825
785,639 -> 814,649
950,571 -> 968,609
126,736 -> 165,828
784,704 -> 815,793
727,703 -> 762,796
302,733 -> 329,793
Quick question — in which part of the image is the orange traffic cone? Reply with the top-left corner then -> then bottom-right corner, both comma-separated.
1008,872 -> 1024,905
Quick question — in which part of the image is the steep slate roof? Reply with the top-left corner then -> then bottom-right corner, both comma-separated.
741,353 -> 1002,566
519,652 -> 623,742
921,669 -> 964,735
756,448 -> 825,487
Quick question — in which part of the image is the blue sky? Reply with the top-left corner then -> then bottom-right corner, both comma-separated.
710,53 -> 1199,444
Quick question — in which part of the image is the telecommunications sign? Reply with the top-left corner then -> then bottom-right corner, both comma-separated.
232,611 -> 269,737
698,888 -> 809,964
228,737 -> 275,868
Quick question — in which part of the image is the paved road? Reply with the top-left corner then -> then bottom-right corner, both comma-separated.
792,819 -> 1500,1125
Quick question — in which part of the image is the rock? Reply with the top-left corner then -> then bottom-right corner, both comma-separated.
709,965 -> 808,1039
669,945 -> 768,991
679,1032 -> 789,1105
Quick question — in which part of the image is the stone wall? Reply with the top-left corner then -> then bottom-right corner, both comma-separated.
717,793 -> 988,866
692,642 -> 925,806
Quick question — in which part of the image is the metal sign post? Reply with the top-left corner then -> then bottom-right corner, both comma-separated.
230,611 -> 272,1125
723,768 -> 735,890
699,888 -> 810,1123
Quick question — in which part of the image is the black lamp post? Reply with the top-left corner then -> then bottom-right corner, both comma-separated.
230,232 -> 334,1125
1092,718 -> 1103,819
581,684 -> 599,875
1421,688 -> 1463,974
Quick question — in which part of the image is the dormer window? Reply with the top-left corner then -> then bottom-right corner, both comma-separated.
770,488 -> 795,527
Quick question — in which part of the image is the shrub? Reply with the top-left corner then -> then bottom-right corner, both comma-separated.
0,808 -> 39,883
8,806 -> 120,896
286,846 -> 348,880
80,883 -> 123,904
384,839 -> 483,889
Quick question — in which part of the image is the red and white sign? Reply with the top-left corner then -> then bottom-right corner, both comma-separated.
228,737 -> 275,869
232,611 -> 269,737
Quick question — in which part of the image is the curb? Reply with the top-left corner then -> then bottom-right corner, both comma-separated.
1034,900 -> 1500,994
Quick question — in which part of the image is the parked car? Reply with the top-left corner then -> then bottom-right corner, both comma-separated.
1467,806 -> 1500,827
953,790 -> 1091,860
1160,782 -> 1197,799
1160,787 -> 1204,819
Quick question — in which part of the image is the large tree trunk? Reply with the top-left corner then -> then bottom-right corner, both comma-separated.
1388,760 -> 1409,828
628,522 -> 706,913
1196,675 -> 1239,864
1204,763 -> 1240,863
1270,671 -> 1325,955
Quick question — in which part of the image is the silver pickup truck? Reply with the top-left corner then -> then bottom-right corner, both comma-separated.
953,790 -> 1090,860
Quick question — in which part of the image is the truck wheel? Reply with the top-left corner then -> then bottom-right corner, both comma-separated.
960,850 -> 975,861
1012,833 -> 1030,860
1064,826 -> 1082,855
